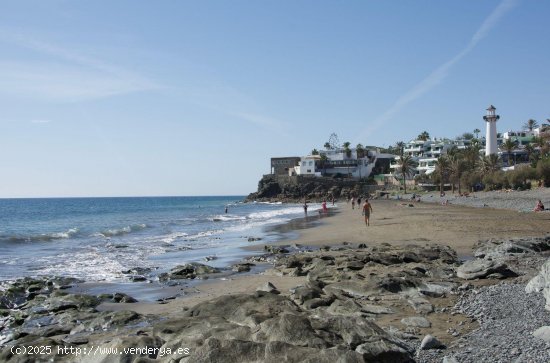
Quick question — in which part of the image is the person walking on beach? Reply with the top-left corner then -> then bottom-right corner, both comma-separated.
362,199 -> 373,227
351,197 -> 356,210
303,200 -> 308,215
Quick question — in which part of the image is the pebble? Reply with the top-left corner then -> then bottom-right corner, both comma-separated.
419,189 -> 550,213
416,282 -> 550,362
420,334 -> 444,350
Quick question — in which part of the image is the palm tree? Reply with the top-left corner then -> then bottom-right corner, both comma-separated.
343,142 -> 352,158
395,141 -> 405,156
448,152 -> 466,194
435,156 -> 450,194
446,145 -> 459,159
356,143 -> 365,158
523,119 -> 538,132
480,154 -> 501,173
324,142 -> 331,150
473,128 -> 481,139
502,139 -> 516,166
319,154 -> 329,175
396,155 -> 417,194
463,144 -> 481,171
524,144 -> 536,165
417,131 -> 430,141
532,136 -> 546,149
311,149 -> 319,155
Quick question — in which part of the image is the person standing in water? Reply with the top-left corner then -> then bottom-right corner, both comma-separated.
362,199 -> 373,227
303,200 -> 308,215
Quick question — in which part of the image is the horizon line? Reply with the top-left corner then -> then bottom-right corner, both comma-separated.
0,194 -> 248,200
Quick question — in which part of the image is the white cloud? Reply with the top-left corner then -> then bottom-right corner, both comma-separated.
0,60 -> 158,102
356,0 -> 519,143
0,28 -> 160,102
30,119 -> 51,124
180,82 -> 290,135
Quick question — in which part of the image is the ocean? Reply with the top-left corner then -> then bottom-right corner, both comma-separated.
0,196 -> 318,283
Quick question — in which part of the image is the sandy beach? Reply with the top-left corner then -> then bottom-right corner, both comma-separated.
112,195 -> 549,314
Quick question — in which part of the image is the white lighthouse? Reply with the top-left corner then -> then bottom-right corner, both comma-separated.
483,105 -> 500,156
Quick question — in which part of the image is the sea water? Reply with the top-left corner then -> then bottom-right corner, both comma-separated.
0,196 -> 317,282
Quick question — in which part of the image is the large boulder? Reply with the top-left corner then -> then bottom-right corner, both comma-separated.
526,258 -> 550,310
456,259 -> 516,280
474,236 -> 550,259
158,263 -> 220,282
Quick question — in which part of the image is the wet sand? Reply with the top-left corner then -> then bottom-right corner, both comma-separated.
101,199 -> 550,316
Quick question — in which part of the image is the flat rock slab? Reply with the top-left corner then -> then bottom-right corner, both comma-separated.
401,316 -> 431,328
456,259 -> 514,280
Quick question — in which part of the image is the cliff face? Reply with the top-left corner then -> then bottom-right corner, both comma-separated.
245,174 -> 372,202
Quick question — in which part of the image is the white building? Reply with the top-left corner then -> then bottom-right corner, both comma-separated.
293,155 -> 322,176
292,148 -> 378,179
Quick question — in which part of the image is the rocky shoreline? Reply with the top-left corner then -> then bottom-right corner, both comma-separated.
2,232 -> 550,362
2,189 -> 550,362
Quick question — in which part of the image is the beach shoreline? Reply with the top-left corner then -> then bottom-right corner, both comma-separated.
2,189 -> 550,362
94,189 -> 550,315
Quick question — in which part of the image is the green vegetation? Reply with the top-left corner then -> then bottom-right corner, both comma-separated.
396,155 -> 417,194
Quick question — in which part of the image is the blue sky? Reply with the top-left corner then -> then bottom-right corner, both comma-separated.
1,0 -> 549,197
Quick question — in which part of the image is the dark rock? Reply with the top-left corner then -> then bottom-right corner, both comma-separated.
129,275 -> 148,282
113,292 -> 138,303
264,245 -> 289,254
232,263 -> 255,273
290,286 -> 321,304
159,263 -> 221,281
302,297 -> 333,310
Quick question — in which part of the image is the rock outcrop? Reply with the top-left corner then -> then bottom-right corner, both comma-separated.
245,174 -> 375,202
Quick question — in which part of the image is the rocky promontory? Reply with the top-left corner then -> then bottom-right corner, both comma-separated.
245,174 -> 378,202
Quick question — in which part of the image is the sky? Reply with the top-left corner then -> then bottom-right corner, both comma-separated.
1,0 -> 549,198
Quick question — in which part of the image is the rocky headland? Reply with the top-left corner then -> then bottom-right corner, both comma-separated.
245,174 -> 377,202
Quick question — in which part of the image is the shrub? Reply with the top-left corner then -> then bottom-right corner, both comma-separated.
507,165 -> 536,190
536,158 -> 550,187
483,170 -> 508,190
462,171 -> 482,192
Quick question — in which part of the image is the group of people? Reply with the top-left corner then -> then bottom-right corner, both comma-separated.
302,195 -> 372,226
302,199 -> 329,215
